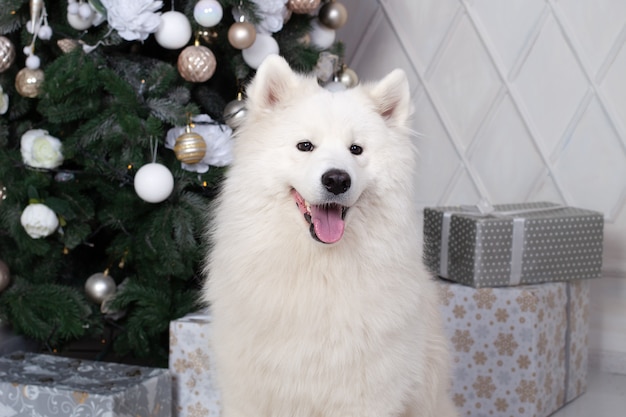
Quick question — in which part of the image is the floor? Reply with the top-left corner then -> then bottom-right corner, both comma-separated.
551,368 -> 626,416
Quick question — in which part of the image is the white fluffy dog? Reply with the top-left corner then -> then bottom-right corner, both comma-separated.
203,55 -> 457,417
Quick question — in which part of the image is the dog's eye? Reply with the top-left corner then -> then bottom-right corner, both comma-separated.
349,144 -> 363,155
297,141 -> 314,152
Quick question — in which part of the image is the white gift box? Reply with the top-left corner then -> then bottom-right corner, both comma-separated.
438,279 -> 590,417
169,311 -> 221,417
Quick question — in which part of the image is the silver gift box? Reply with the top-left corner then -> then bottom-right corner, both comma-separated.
0,352 -> 171,417
423,202 -> 604,287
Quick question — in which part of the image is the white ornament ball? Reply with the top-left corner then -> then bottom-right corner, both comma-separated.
242,34 -> 279,69
67,2 -> 80,15
38,25 -> 53,40
78,2 -> 93,19
25,54 -> 40,70
134,163 -> 174,203
155,11 -> 192,50
310,19 -> 335,50
85,273 -> 116,304
26,20 -> 36,34
194,0 -> 223,27
67,11 -> 94,30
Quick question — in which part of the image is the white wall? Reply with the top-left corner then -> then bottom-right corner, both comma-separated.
338,0 -> 626,373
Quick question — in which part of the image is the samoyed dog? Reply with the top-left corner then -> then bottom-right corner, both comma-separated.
203,55 -> 456,417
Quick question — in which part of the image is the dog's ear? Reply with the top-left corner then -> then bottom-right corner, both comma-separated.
246,54 -> 299,110
366,69 -> 411,127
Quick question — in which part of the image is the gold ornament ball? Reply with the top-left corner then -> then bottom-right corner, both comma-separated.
174,131 -> 207,164
339,67 -> 359,88
0,36 -> 15,73
85,273 -> 117,305
287,0 -> 321,14
228,22 -> 257,50
319,1 -> 348,30
177,45 -> 217,83
15,67 -> 45,98
0,260 -> 10,293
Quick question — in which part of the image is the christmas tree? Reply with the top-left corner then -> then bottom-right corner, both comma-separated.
0,0 -> 353,366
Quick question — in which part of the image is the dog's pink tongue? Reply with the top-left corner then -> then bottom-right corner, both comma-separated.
310,205 -> 344,243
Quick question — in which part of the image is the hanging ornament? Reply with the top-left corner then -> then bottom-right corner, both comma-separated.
177,41 -> 217,83
228,21 -> 256,50
0,260 -> 10,293
242,34 -> 279,70
194,0 -> 223,27
38,24 -> 53,40
309,19 -> 335,50
134,163 -> 175,203
154,11 -> 192,50
287,0 -> 321,14
85,271 -> 117,305
0,86 -> 8,115
318,1 -> 348,30
66,0 -> 102,30
19,1 -> 47,97
101,277 -> 128,320
338,66 -> 359,88
0,182 -> 6,205
15,67 -> 44,98
0,36 -> 15,73
67,8 -> 94,30
223,92 -> 247,129
173,118 -> 207,164
29,0 -> 44,33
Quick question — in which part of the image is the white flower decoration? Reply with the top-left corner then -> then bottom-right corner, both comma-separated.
0,86 -> 8,115
165,114 -> 233,173
233,0 -> 288,34
21,129 -> 64,169
101,0 -> 163,41
20,203 -> 59,239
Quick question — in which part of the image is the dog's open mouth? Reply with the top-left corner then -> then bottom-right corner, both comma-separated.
292,190 -> 348,244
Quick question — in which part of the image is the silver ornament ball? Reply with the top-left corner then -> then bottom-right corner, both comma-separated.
0,36 -> 16,73
85,273 -> 117,304
0,183 -> 7,204
223,98 -> 247,129
0,260 -> 10,292
319,1 -> 348,30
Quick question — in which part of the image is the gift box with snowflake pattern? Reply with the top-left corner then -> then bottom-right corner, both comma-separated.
169,311 -> 221,417
0,351 -> 170,417
424,202 -> 604,287
437,278 -> 589,417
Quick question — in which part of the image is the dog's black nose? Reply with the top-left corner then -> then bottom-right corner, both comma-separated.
322,169 -> 351,195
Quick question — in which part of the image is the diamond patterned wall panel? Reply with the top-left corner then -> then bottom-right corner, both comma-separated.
340,0 -> 626,365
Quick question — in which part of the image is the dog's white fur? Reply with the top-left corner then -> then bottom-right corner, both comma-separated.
203,55 -> 457,417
